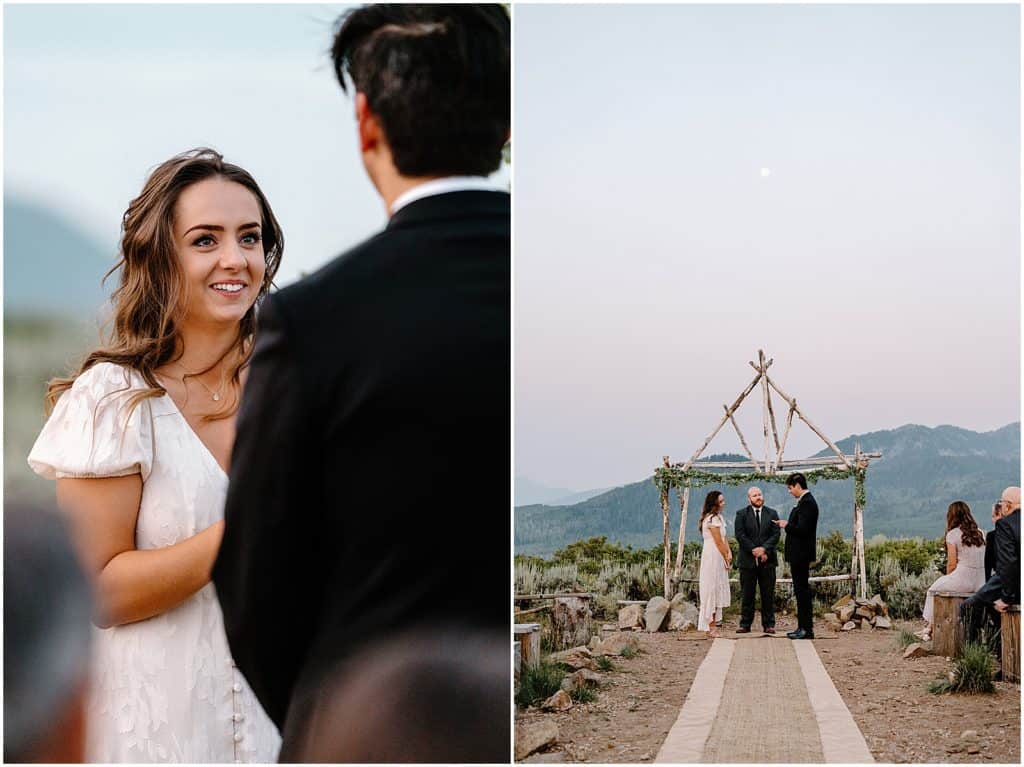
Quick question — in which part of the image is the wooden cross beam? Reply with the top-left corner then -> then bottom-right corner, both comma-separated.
681,370 -> 763,471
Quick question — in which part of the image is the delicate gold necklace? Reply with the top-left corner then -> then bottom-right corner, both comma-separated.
175,365 -> 227,402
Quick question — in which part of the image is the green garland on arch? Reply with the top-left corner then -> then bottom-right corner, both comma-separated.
654,464 -> 867,508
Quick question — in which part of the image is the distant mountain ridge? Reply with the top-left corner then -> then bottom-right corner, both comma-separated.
515,422 -> 1020,556
515,476 -> 614,506
4,196 -> 113,315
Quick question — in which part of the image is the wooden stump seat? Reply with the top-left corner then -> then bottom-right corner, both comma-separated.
551,594 -> 593,650
933,591 -> 975,658
1001,605 -> 1020,683
514,623 -> 541,670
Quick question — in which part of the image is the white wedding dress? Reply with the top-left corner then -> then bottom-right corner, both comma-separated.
28,362 -> 280,763
698,514 -> 731,631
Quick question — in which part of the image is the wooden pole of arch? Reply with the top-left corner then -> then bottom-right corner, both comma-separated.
758,350 -> 772,473
766,386 -> 782,468
775,402 -> 797,468
765,375 -> 852,468
661,456 -> 672,598
672,481 -> 691,584
725,405 -> 759,468
681,371 -> 763,471
854,444 -> 868,598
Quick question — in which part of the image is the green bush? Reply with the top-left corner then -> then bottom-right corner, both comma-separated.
884,567 -> 939,619
570,686 -> 597,704
515,660 -> 565,708
620,645 -> 638,659
596,655 -> 615,672
896,628 -> 918,649
815,531 -> 852,574
866,537 -> 944,578
928,641 -> 996,695
515,534 -> 949,622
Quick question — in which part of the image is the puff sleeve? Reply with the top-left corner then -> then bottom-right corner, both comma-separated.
27,363 -> 154,482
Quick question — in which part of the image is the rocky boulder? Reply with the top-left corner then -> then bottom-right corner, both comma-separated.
644,596 -> 672,633
515,722 -> 559,761
561,668 -> 603,692
592,633 -> 640,656
903,643 -> 930,659
541,689 -> 573,712
618,604 -> 644,631
548,646 -> 596,670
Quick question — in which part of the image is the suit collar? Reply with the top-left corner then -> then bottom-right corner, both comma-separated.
386,189 -> 510,232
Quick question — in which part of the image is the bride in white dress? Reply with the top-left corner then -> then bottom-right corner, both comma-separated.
917,501 -> 987,642
698,490 -> 733,638
28,149 -> 282,762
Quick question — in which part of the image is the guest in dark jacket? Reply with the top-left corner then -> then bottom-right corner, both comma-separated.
961,487 -> 1021,647
985,501 -> 1004,582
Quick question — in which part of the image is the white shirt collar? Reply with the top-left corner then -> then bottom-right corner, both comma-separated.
390,176 -> 506,216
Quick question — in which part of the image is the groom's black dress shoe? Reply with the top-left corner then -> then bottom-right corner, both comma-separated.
787,628 -> 814,640
736,627 -> 751,634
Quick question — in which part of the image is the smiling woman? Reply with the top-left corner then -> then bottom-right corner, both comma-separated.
26,148 -> 284,762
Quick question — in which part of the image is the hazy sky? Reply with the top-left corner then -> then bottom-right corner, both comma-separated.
515,4 -> 1020,491
4,4 -> 509,289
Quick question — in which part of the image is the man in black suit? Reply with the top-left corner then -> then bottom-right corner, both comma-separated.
961,487 -> 1021,648
212,5 -> 510,761
734,487 -> 781,634
774,472 -> 819,639
985,501 -> 1004,581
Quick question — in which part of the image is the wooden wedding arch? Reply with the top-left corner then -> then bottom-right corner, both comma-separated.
654,350 -> 881,600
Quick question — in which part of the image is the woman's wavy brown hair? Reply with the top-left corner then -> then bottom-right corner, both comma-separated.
45,148 -> 283,419
946,501 -> 985,548
699,490 -> 724,531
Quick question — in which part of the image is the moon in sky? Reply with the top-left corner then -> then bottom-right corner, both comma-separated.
760,167 -> 772,177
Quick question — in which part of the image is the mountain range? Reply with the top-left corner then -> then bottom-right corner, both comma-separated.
4,196 -> 113,315
515,476 -> 613,507
515,422 -> 1021,556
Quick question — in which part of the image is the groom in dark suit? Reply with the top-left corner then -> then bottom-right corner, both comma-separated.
734,487 -> 780,634
212,5 -> 510,761
774,472 -> 819,639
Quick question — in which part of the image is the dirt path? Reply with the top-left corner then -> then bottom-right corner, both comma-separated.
814,618 -> 1020,764
515,632 -> 712,762
517,615 -> 1020,764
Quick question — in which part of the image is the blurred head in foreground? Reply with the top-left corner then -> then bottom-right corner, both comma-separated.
297,629 -> 508,762
4,502 -> 94,763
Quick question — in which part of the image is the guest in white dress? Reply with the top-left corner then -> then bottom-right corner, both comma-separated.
918,501 -> 987,642
28,149 -> 282,762
698,490 -> 733,638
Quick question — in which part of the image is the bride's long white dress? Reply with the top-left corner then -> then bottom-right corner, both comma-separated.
28,362 -> 280,763
698,514 -> 731,631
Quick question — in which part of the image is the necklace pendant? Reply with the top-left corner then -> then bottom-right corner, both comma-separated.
212,393 -> 221,402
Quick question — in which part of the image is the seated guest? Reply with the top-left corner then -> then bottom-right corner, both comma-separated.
294,628 -> 507,762
4,503 -> 94,763
916,501 -> 986,642
961,487 -> 1021,647
985,501 -> 1004,581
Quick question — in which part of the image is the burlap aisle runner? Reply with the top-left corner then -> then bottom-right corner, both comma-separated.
701,638 -> 824,763
656,637 -> 875,764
